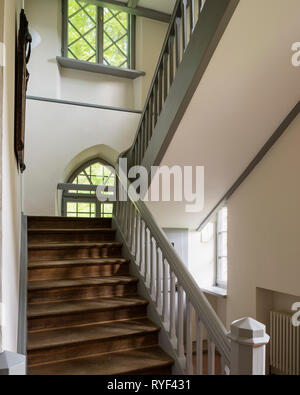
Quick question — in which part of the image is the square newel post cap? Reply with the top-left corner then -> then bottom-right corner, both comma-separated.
228,317 -> 270,346
0,351 -> 26,375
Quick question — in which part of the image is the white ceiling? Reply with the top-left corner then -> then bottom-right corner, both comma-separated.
146,0 -> 300,229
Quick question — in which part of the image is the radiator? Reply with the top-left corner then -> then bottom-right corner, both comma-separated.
270,311 -> 300,375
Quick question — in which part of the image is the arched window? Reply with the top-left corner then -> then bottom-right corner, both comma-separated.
62,160 -> 115,218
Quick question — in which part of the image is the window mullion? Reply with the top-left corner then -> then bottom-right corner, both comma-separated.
130,14 -> 136,70
97,6 -> 104,64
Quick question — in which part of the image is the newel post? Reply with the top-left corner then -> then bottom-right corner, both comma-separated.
228,317 -> 270,375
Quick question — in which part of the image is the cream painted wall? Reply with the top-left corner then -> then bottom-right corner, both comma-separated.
24,100 -> 140,216
25,0 -> 167,111
226,113 -> 300,328
1,0 -> 22,353
134,17 -> 168,109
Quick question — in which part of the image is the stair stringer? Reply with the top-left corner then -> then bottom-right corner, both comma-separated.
112,217 -> 185,375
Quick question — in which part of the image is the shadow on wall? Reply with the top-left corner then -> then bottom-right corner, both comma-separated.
56,144 -> 119,216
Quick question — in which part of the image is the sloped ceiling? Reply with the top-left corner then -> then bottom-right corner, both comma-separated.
146,0 -> 300,229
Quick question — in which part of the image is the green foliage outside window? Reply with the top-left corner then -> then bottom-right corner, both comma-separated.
67,0 -> 130,68
65,161 -> 115,219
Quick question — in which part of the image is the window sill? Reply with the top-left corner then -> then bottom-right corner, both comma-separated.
56,56 -> 146,80
200,285 -> 227,298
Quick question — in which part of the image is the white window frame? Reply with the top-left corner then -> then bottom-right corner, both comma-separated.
215,206 -> 228,289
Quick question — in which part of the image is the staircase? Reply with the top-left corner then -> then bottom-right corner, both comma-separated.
26,216 -> 173,375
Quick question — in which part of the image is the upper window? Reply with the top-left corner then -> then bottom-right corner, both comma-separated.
64,0 -> 133,69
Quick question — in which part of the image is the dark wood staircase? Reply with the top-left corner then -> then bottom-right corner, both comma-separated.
27,216 -> 173,375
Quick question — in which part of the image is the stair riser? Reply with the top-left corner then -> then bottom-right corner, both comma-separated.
28,283 -> 138,303
28,305 -> 148,331
28,231 -> 116,244
29,246 -> 122,262
27,332 -> 158,367
28,218 -> 112,230
28,263 -> 130,281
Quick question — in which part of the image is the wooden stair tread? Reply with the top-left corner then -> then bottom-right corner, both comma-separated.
28,276 -> 138,291
28,242 -> 123,249
28,346 -> 173,375
28,296 -> 148,318
28,258 -> 129,269
28,216 -> 111,222
28,318 -> 159,351
28,228 -> 115,233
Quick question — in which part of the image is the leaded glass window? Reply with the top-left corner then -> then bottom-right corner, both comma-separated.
62,160 -> 115,218
64,0 -> 133,69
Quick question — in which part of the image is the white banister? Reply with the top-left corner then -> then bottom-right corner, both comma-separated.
156,248 -> 162,314
207,336 -> 216,375
114,173 -> 269,375
150,237 -> 156,299
169,271 -> 176,339
228,317 -> 270,375
196,315 -> 204,375
186,301 -> 193,374
177,285 -> 184,359
162,258 -> 169,325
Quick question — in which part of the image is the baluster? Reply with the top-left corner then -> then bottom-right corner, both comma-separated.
174,17 -> 181,68
150,237 -> 156,299
158,66 -> 163,114
136,136 -> 140,166
139,218 -> 144,271
182,0 -> 188,52
148,95 -> 153,141
220,356 -> 229,375
144,111 -> 149,153
189,0 -> 195,37
207,336 -> 216,375
140,124 -> 144,163
127,201 -> 131,246
169,270 -> 176,339
162,258 -> 169,326
133,146 -> 136,167
156,248 -> 162,313
186,301 -> 193,374
196,314 -> 204,375
130,203 -> 136,254
135,211 -> 140,265
141,221 -> 146,275
123,201 -> 128,239
177,285 -> 184,358
169,34 -> 175,86
153,81 -> 158,126
145,228 -> 150,287
163,52 -> 168,102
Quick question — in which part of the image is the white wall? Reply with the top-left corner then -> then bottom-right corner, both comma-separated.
24,100 -> 140,216
226,113 -> 300,328
1,0 -> 22,353
25,0 -> 167,111
23,0 -> 168,216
